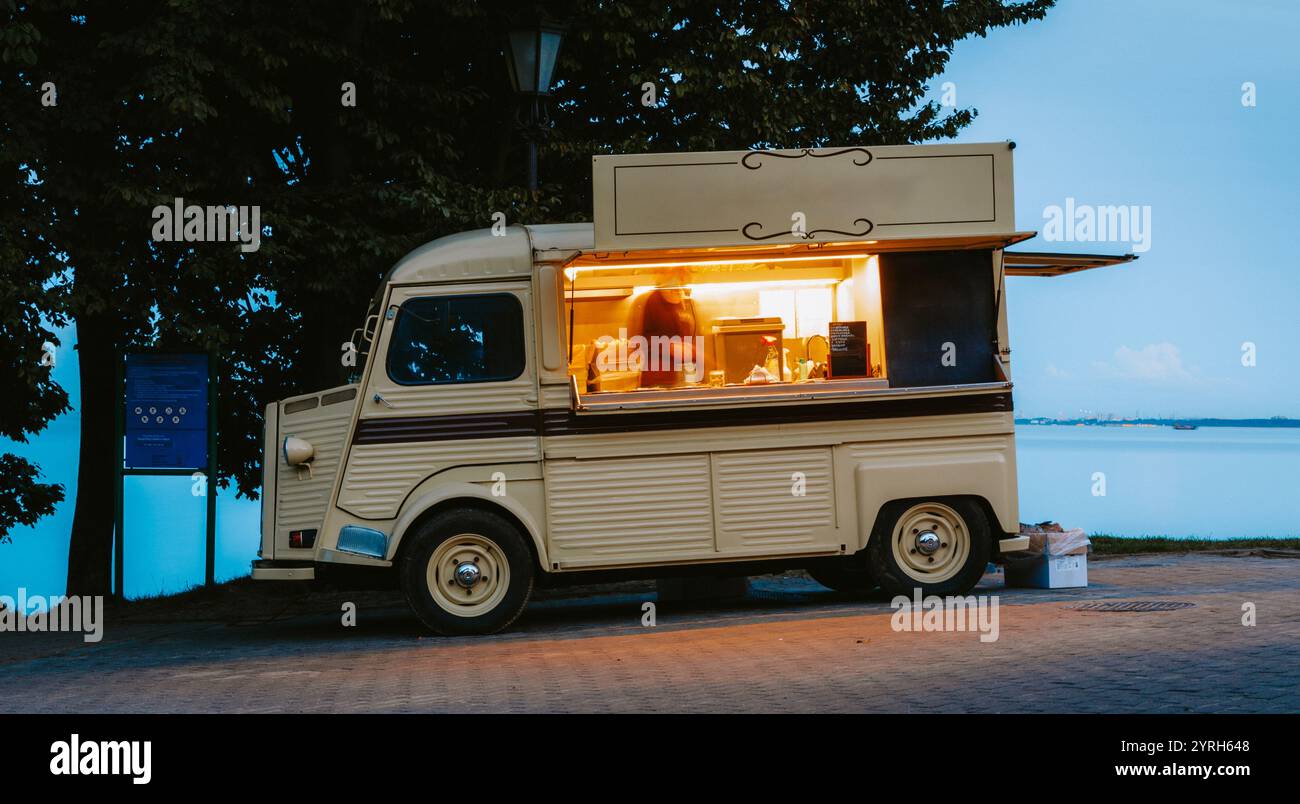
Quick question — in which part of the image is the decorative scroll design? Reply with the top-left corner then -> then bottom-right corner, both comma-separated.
742,217 -> 875,241
741,147 -> 874,170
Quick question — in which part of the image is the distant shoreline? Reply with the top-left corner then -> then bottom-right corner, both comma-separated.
1015,418 -> 1300,429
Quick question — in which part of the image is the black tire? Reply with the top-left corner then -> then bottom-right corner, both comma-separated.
399,508 -> 535,636
867,497 -> 991,597
806,560 -> 877,593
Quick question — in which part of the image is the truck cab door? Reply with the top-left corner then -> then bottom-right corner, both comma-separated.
335,282 -> 541,522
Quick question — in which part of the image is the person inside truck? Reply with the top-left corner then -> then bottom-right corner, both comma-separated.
637,265 -> 698,388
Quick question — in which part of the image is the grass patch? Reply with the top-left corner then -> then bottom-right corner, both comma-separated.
1090,535 -> 1300,555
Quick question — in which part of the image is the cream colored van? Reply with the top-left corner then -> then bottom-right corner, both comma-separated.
252,142 -> 1132,634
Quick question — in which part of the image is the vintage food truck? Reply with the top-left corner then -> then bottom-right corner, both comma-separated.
252,142 -> 1133,634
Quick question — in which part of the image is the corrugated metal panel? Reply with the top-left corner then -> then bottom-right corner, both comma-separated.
539,382 -> 571,409
337,437 -> 541,519
713,448 -> 836,550
275,393 -> 356,549
546,454 -> 715,562
844,434 -> 1012,463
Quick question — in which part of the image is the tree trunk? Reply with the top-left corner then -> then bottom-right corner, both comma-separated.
65,310 -> 118,597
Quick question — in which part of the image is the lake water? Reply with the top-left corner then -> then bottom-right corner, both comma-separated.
1015,425 -> 1300,538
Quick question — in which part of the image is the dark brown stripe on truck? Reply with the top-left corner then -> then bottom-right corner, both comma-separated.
351,391 -> 1012,445
352,410 -> 543,445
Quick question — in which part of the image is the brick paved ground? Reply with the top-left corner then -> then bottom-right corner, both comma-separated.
1,554 -> 1297,713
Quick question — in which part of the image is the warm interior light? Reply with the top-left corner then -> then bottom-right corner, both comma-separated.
623,278 -> 839,297
565,252 -> 874,280
684,278 -> 837,292
754,286 -> 837,338
564,250 -> 888,390
795,287 -> 834,339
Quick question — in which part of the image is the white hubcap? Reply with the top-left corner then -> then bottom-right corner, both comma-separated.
427,534 -> 510,618
891,503 -> 971,584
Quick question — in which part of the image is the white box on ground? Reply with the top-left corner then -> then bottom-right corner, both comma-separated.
1006,553 -> 1088,589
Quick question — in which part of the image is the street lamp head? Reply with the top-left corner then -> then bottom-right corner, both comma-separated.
504,19 -> 566,96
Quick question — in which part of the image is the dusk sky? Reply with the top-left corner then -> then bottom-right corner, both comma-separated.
4,0 -> 1296,599
952,0 -> 1298,421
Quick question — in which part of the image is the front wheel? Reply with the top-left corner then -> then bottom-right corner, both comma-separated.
400,509 -> 535,635
867,498 -> 990,597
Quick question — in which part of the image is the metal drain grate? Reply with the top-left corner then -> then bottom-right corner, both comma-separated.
1068,600 -> 1196,612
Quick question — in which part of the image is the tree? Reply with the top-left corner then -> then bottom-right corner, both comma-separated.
0,7 -> 71,545
0,0 -> 1054,594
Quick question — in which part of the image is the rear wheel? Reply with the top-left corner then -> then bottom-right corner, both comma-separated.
868,498 -> 990,597
400,508 -> 534,635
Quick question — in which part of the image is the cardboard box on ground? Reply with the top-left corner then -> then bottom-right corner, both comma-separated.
1005,522 -> 1090,589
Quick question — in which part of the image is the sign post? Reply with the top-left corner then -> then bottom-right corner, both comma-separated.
113,352 -> 218,598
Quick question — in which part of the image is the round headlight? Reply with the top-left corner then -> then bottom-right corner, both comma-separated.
282,436 -> 315,466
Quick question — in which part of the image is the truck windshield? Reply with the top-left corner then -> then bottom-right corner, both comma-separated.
386,294 -> 525,385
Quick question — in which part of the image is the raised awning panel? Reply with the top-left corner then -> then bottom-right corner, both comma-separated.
592,142 -> 1017,252
1003,251 -> 1137,277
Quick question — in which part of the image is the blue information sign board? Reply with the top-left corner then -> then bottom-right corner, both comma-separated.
124,353 -> 210,470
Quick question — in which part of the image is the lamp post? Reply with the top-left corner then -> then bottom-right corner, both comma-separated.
503,18 -> 566,192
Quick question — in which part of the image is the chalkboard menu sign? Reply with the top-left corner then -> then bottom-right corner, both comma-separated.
829,321 -> 869,379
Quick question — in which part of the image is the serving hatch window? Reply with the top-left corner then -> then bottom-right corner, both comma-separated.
387,293 -> 525,385
563,253 -> 889,395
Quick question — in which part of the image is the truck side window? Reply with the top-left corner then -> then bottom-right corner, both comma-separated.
386,294 -> 525,385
